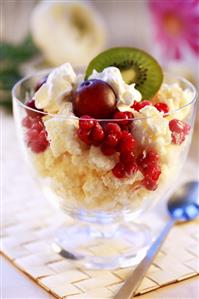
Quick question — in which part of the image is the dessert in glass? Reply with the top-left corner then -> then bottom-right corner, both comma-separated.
12,48 -> 197,269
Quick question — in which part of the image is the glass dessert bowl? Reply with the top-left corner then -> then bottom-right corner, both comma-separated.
12,48 -> 197,269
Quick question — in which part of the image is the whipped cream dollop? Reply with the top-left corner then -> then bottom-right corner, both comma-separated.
132,105 -> 171,157
89,67 -> 142,111
158,83 -> 193,111
34,63 -> 77,113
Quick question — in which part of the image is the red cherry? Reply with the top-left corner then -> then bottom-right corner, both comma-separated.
154,102 -> 169,114
118,131 -> 137,153
112,162 -> 126,178
131,100 -> 152,111
73,79 -> 117,119
79,115 -> 96,131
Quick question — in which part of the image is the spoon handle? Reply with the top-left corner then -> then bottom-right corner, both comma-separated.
114,218 -> 176,299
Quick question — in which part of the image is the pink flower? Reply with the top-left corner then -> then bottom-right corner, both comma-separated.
149,0 -> 199,59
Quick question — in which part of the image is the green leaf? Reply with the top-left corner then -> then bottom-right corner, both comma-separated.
0,34 -> 39,113
0,67 -> 21,90
0,34 -> 39,65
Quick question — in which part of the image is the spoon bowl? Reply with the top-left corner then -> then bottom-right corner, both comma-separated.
168,181 -> 199,222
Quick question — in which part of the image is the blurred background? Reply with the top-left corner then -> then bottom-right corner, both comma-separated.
1,0 -> 199,112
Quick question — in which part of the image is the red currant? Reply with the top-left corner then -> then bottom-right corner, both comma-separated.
113,111 -> 129,126
90,123 -> 105,145
26,129 -> 38,145
22,116 -> 33,128
25,117 -> 49,153
137,149 -> 161,186
120,151 -> 135,166
171,132 -> 186,145
112,162 -> 126,178
142,176 -> 158,191
169,119 -> 185,133
125,111 -> 134,119
144,164 -> 161,180
104,122 -> 122,139
183,123 -> 191,135
104,134 -> 119,147
31,120 -> 44,132
118,131 -> 137,153
154,102 -> 169,114
101,144 -> 115,156
146,150 -> 160,163
125,162 -> 138,176
169,119 -> 190,145
131,100 -> 152,111
79,115 -> 96,131
77,128 -> 91,145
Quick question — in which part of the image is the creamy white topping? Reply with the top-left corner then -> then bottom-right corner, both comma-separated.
158,83 -> 193,112
132,105 -> 172,157
34,63 -> 77,113
44,103 -> 81,157
89,67 -> 142,111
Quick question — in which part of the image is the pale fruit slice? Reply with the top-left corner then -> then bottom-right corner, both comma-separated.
30,1 -> 107,66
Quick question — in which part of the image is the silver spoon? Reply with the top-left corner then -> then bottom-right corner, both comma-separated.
114,181 -> 199,299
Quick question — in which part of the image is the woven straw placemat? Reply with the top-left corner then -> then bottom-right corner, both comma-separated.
1,117 -> 199,299
1,194 -> 199,299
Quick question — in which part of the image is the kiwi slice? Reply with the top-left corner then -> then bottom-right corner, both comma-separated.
85,47 -> 163,99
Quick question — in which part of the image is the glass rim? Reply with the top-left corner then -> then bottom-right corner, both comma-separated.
12,69 -> 198,121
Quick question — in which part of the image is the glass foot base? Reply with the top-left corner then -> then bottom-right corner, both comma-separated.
53,222 -> 152,269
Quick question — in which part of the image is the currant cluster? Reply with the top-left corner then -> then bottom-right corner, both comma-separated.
22,100 -> 49,153
77,111 -> 161,190
131,100 -> 169,114
137,150 -> 161,191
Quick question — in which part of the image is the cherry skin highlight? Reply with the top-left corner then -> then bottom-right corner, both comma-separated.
73,79 -> 117,119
